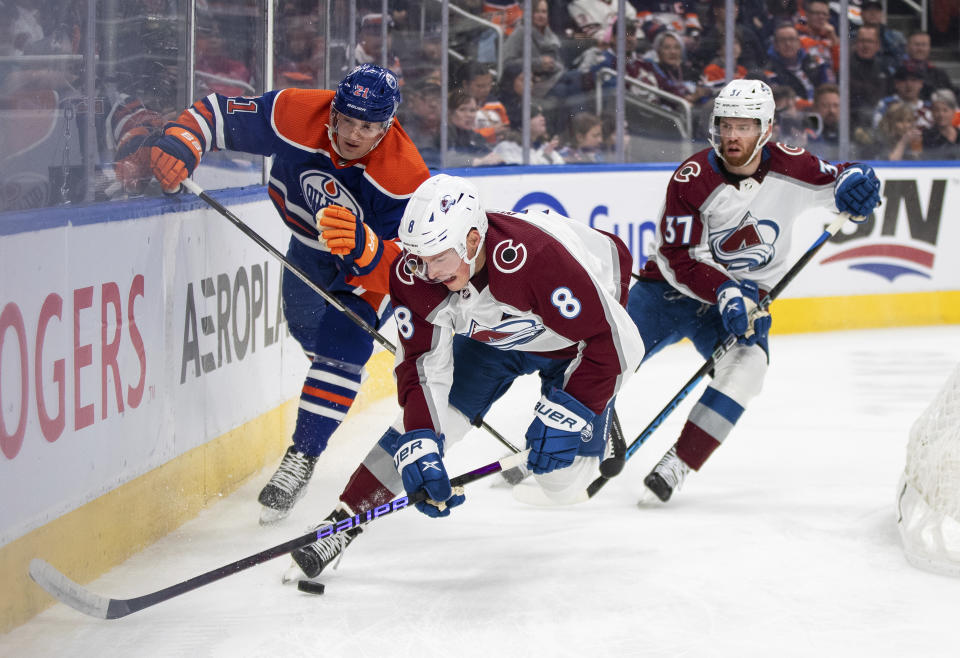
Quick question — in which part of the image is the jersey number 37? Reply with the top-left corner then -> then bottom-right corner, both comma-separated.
663,215 -> 693,244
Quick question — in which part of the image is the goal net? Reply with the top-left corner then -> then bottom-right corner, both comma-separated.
897,362 -> 960,576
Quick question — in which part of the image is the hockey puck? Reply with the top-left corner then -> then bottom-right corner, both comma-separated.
297,580 -> 325,595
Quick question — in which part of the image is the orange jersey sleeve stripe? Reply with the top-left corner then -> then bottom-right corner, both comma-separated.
268,186 -> 315,234
193,100 -> 215,126
175,108 -> 205,136
302,385 -> 355,408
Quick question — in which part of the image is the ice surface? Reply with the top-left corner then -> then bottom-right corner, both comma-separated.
4,326 -> 960,658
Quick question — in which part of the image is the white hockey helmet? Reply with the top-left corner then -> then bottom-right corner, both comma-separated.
399,174 -> 488,273
708,78 -> 776,164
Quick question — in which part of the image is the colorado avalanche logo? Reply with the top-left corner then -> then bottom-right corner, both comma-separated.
300,170 -> 362,218
492,239 -> 527,273
673,161 -> 701,183
439,194 -> 457,213
467,317 -> 545,349
394,253 -> 417,286
711,211 -> 780,271
775,143 -> 806,156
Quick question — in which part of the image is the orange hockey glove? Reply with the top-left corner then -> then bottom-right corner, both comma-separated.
317,205 -> 383,275
150,125 -> 204,192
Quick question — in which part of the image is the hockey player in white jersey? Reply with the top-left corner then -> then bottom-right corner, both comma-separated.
287,174 -> 645,578
630,79 -> 882,503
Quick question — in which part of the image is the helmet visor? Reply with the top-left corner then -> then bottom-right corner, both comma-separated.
401,247 -> 465,284
331,111 -> 389,140
714,118 -> 762,138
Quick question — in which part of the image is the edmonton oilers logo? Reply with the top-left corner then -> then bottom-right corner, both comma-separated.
301,170 -> 362,217
492,239 -> 527,273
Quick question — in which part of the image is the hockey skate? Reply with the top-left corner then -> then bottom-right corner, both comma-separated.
258,446 -> 319,525
286,505 -> 363,580
642,444 -> 690,503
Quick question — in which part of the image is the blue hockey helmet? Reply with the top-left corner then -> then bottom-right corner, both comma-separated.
332,64 -> 401,126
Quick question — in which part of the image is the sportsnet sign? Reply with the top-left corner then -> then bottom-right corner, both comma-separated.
823,177 -> 943,282
465,163 -> 960,299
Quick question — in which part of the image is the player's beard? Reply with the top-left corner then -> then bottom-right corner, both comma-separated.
722,136 -> 759,169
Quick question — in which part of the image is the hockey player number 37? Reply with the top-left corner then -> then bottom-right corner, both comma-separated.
663,215 -> 693,244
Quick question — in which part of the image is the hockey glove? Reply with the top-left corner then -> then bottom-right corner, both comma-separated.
316,205 -> 383,276
834,165 -> 881,221
380,429 -> 465,518
114,125 -> 161,195
717,279 -> 771,346
525,388 -> 596,475
150,124 -> 204,192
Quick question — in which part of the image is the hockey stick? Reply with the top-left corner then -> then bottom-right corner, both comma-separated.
29,450 -> 529,620
180,178 -> 520,454
583,212 -> 852,500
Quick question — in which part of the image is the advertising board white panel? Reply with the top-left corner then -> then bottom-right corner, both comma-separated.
0,199 -> 303,546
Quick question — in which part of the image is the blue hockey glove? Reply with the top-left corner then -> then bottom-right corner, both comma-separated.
834,165 -> 881,221
525,388 -> 596,475
379,429 -> 464,518
717,279 -> 771,346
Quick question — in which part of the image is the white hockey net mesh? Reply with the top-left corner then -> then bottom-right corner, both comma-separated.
898,362 -> 960,576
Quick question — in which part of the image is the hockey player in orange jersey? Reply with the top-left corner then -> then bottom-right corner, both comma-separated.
150,64 -> 430,523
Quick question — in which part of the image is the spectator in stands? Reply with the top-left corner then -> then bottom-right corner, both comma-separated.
765,21 -> 833,106
860,0 -> 906,67
274,14 -> 325,88
807,82 -> 839,158
482,0 -> 524,35
903,30 -> 957,101
746,0 -> 799,45
692,0 -> 766,73
398,79 -> 442,169
636,30 -> 712,106
503,0 -> 567,97
922,88 -> 960,159
446,88 -> 505,167
402,31 -> 443,89
354,13 -> 402,77
813,82 -> 840,141
492,104 -> 565,164
633,0 -> 702,51
454,60 -> 510,145
849,24 -> 895,130
859,101 -> 924,161
567,0 -> 638,39
601,112 -> 631,161
384,0 -> 420,60
195,17 -> 255,96
558,110 -> 604,163
771,84 -> 809,146
698,31 -> 758,96
574,18 -> 643,90
796,0 -> 838,74
873,63 -> 933,129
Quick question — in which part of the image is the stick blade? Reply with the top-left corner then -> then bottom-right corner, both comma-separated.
29,559 -> 113,620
